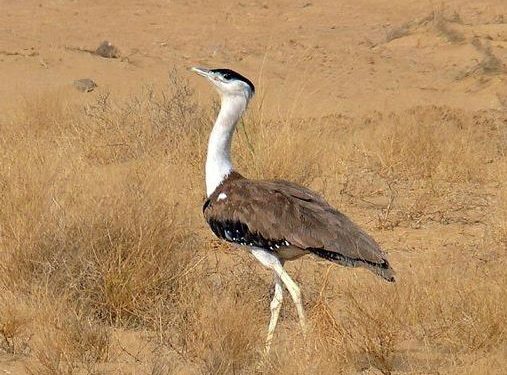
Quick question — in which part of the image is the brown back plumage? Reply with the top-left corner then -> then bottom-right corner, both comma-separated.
203,172 -> 395,282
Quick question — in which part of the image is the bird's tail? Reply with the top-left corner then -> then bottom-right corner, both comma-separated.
366,260 -> 396,283
309,248 -> 396,282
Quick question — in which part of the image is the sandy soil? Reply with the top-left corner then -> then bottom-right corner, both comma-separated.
0,1 -> 506,374
0,0 -> 505,117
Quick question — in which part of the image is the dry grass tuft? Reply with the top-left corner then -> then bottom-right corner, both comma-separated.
335,107 -> 503,229
433,12 -> 465,43
383,7 -> 465,45
470,38 -> 506,75
0,291 -> 32,355
385,24 -> 411,43
236,114 -> 329,186
184,289 -> 264,374
27,297 -> 111,375
356,107 -> 493,183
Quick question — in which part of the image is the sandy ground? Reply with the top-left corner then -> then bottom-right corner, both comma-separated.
0,0 -> 506,117
0,1 -> 506,374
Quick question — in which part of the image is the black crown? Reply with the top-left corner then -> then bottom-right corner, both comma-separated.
211,68 -> 255,93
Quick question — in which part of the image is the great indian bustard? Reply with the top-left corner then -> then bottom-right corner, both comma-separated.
191,67 -> 395,352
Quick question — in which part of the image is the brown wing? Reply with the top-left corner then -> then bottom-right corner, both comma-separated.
204,174 -> 395,281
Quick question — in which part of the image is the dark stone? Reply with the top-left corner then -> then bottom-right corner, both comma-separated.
95,40 -> 120,58
73,78 -> 97,93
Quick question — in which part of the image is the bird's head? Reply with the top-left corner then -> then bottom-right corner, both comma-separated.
191,67 -> 255,101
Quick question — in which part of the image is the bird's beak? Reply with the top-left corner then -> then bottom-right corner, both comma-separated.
191,67 -> 212,79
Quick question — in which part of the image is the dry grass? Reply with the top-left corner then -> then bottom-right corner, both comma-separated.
384,7 -> 465,45
469,38 -> 506,75
432,9 -> 465,43
0,73 -> 506,374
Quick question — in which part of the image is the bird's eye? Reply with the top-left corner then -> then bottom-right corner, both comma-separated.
223,73 -> 231,80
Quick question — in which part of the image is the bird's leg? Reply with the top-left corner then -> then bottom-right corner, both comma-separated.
249,248 -> 306,342
272,263 -> 307,334
265,273 -> 283,353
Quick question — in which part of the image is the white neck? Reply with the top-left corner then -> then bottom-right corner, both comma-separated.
206,94 -> 248,196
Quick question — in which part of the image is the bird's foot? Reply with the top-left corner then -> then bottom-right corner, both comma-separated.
264,333 -> 274,355
298,313 -> 307,337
